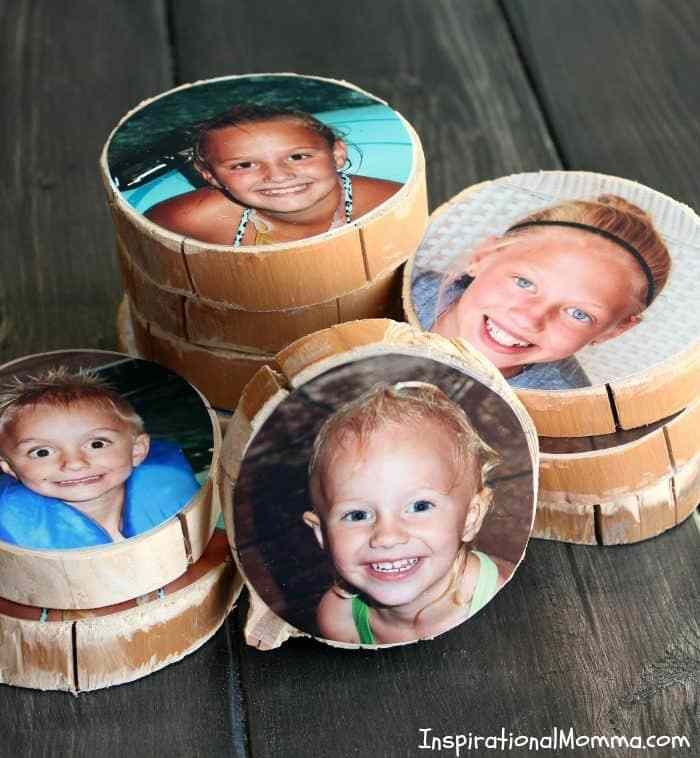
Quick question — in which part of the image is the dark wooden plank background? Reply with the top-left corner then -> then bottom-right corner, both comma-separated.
1,1 -> 698,757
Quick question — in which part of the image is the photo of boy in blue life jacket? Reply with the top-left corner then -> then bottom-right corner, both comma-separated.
0,366 -> 201,549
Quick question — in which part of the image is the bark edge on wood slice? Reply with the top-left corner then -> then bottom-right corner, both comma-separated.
0,530 -> 241,692
534,397 -> 700,544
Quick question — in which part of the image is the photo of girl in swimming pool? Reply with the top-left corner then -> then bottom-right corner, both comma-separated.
409,172 -> 698,390
0,354 -> 213,550
107,75 -> 412,246
232,354 -> 534,645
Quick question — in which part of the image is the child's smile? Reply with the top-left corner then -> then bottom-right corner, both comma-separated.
438,229 -> 646,376
309,420 -> 476,611
199,120 -> 346,219
0,401 -> 149,509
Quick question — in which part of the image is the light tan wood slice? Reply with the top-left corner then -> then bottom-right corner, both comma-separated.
0,531 -> 241,692
184,265 -> 403,354
0,348 -> 220,608
0,481 -> 217,609
110,201 -> 192,292
103,77 -> 426,312
119,240 -> 188,339
183,229 -> 368,310
663,395 -> 700,466
401,173 -> 700,438
534,402 -> 700,544
532,498 -> 596,545
539,428 -> 671,496
611,343 -> 700,429
517,386 -> 616,437
222,319 -> 539,649
674,456 -> 700,523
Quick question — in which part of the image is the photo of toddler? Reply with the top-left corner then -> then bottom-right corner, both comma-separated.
412,194 -> 670,390
232,354 -> 534,644
0,367 -> 201,549
303,383 -> 510,644
146,105 -> 401,246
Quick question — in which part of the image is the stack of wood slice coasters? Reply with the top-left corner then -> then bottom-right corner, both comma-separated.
403,170 -> 700,544
102,74 -> 428,411
219,320 -> 538,649
0,351 -> 242,691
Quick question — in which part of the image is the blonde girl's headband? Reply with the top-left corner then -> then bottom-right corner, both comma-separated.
507,219 -> 655,306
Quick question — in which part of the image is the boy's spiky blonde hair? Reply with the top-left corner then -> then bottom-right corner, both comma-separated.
0,367 -> 144,437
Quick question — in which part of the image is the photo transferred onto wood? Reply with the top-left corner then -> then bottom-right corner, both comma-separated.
105,73 -> 411,247
405,171 -> 700,433
231,347 -> 536,648
0,351 -> 219,609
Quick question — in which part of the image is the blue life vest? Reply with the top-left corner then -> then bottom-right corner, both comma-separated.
0,440 -> 200,549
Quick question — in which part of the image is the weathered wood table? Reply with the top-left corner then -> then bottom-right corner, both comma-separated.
2,2 -> 698,756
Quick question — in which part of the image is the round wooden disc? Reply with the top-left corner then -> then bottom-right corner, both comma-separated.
221,319 -> 538,649
0,530 -> 242,692
403,171 -> 700,437
535,397 -> 700,545
102,73 -> 428,313
0,350 -> 221,608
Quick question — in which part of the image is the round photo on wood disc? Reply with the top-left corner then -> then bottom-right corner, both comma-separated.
226,322 -> 537,648
102,73 -> 427,312
0,350 -> 219,609
404,171 -> 700,436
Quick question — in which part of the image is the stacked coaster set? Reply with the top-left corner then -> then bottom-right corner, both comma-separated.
403,171 -> 700,545
0,351 -> 241,692
102,74 -> 428,410
1,75 -> 698,688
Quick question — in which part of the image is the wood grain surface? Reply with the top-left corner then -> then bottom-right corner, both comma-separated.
2,1 -> 699,757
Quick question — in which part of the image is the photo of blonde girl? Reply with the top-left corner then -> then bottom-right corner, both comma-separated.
232,354 -> 534,644
409,172 -> 696,391
303,383 -> 511,645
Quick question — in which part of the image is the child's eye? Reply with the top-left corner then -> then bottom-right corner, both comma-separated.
407,499 -> 436,514
513,276 -> 535,290
86,439 -> 111,451
231,161 -> 255,170
28,447 -> 54,459
340,509 -> 371,522
288,152 -> 312,161
564,307 -> 593,324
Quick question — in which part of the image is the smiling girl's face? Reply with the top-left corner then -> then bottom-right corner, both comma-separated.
197,118 -> 347,218
439,228 -> 647,376
304,420 -> 480,611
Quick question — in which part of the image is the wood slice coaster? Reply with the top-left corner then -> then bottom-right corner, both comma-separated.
0,530 -> 242,692
535,398 -> 700,544
403,171 -> 700,437
102,73 -> 427,352
220,320 -> 538,649
0,351 -> 221,608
